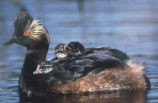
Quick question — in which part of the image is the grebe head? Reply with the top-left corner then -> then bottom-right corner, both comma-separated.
55,43 -> 67,59
66,41 -> 85,57
4,12 -> 49,49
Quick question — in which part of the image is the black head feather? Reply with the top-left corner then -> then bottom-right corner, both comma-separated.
4,12 -> 49,49
13,12 -> 33,37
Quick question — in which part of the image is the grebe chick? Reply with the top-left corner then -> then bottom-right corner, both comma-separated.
33,44 -> 67,75
54,42 -> 85,59
4,12 -> 150,97
55,43 -> 67,59
52,42 -> 85,62
66,41 -> 85,57
34,42 -> 86,74
33,61 -> 52,75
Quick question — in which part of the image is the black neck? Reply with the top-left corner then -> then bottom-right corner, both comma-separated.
19,47 -> 49,94
22,48 -> 48,77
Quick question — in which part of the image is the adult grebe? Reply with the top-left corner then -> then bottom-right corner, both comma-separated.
4,12 -> 150,97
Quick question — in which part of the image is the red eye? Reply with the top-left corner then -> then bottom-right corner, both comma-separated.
23,31 -> 29,36
60,45 -> 64,48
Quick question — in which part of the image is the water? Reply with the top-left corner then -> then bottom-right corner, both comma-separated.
0,0 -> 158,103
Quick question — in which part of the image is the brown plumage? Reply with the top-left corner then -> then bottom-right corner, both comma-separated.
51,61 -> 149,94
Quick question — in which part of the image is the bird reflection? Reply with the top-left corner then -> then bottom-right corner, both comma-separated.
19,90 -> 148,103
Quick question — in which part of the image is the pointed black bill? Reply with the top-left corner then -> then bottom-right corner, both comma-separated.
3,38 -> 16,46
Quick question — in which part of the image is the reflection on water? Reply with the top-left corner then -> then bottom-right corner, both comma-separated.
0,0 -> 158,103
19,90 -> 147,103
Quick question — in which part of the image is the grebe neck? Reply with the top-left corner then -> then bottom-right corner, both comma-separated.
22,48 -> 48,76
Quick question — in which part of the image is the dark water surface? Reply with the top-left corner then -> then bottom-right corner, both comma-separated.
0,0 -> 158,103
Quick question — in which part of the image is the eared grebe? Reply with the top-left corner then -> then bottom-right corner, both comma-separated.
4,12 -> 150,97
